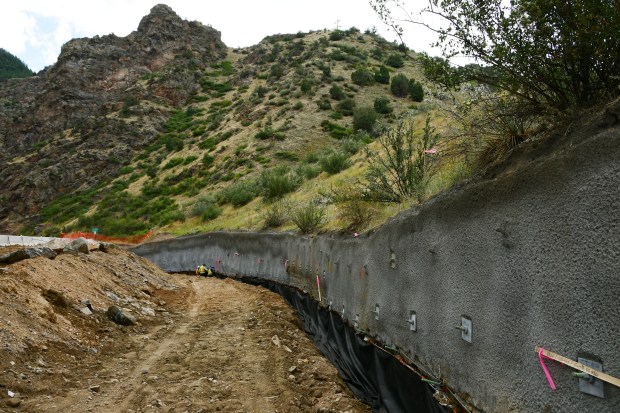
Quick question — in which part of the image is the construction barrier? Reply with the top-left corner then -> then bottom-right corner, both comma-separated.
60,230 -> 153,245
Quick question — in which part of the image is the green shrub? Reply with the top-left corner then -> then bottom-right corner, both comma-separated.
409,81 -> 424,102
351,68 -> 374,86
290,201 -> 326,233
336,98 -> 356,116
329,30 -> 345,41
199,137 -> 216,151
183,155 -> 198,165
329,85 -> 345,100
296,164 -> 322,180
300,78 -> 313,94
219,180 -> 259,206
191,196 -> 222,221
293,101 -> 304,110
385,53 -> 404,68
317,98 -> 332,110
255,127 -> 285,140
320,151 -> 351,174
353,106 -> 378,132
374,96 -> 393,114
163,157 -> 185,169
262,200 -> 290,228
391,74 -> 410,97
270,64 -> 285,79
341,139 -> 361,155
260,167 -> 301,199
374,65 -> 390,84
320,120 -> 353,139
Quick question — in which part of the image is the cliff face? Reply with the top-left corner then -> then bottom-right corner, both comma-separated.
0,4 -> 226,232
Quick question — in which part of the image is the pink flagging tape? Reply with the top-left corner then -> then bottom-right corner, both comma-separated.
538,347 -> 556,390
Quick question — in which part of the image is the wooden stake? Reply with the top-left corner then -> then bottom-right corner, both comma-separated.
535,347 -> 620,388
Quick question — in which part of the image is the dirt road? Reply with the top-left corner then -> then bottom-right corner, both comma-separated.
0,248 -> 369,412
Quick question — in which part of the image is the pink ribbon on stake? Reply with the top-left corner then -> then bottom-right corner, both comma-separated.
538,347 -> 556,390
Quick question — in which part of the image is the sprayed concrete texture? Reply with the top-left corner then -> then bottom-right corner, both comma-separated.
134,127 -> 620,412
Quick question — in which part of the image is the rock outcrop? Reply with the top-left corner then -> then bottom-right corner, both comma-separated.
0,4 -> 226,232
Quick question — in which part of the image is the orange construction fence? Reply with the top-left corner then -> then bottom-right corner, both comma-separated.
60,230 -> 154,245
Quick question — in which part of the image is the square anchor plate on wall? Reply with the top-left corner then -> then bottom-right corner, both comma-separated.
578,358 -> 605,398
460,315 -> 472,343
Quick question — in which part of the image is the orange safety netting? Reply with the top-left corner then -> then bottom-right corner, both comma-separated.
60,230 -> 154,245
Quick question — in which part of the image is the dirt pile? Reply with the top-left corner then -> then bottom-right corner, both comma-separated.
0,245 -> 369,412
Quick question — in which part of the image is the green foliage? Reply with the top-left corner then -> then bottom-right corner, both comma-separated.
255,127 -> 285,140
390,74 -> 410,97
385,53 -> 404,68
300,78 -> 313,94
269,64 -> 285,79
328,182 -> 376,230
329,85 -> 345,101
317,98 -> 332,110
336,98 -> 356,116
260,167 -> 301,199
218,180 -> 260,206
374,65 -> 390,84
296,164 -> 322,180
290,200 -> 326,233
263,199 -> 290,228
374,96 -> 393,114
165,107 -> 203,133
353,106 -> 378,132
0,48 -> 33,81
321,120 -> 353,139
409,80 -> 424,102
39,186 -> 102,224
373,0 -> 620,112
320,151 -> 351,174
163,157 -> 185,170
329,30 -> 345,41
351,68 -> 375,86
201,79 -> 233,96
191,196 -> 221,221
365,114 -> 439,202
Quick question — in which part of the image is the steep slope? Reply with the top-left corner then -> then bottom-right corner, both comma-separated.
0,4 -> 226,232
1,6 -> 452,237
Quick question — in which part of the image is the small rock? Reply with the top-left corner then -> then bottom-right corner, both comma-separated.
288,374 -> 295,381
288,366 -> 297,373
271,335 -> 280,347
37,358 -> 47,367
7,398 -> 22,407
283,345 -> 292,353
81,299 -> 94,311
141,307 -> 155,316
107,306 -> 136,326
89,385 -> 100,393
80,307 -> 93,316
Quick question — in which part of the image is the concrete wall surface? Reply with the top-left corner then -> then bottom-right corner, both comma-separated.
0,235 -> 59,246
133,127 -> 620,412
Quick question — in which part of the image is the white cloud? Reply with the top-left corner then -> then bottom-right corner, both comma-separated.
0,0 -> 444,72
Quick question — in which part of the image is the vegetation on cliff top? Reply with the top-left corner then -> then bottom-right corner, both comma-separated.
0,49 -> 33,81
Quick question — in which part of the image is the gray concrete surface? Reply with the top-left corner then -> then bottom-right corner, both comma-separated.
133,126 -> 620,412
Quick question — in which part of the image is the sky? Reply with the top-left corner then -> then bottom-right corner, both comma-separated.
0,0 -> 443,73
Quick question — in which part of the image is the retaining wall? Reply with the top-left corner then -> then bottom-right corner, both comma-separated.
133,127 -> 620,412
0,235 -> 58,246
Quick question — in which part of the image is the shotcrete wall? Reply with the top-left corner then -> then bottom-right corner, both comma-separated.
133,128 -> 620,412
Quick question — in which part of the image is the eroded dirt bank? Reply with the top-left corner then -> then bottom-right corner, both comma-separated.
0,246 -> 369,412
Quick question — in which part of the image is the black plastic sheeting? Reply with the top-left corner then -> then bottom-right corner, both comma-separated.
235,275 -> 448,413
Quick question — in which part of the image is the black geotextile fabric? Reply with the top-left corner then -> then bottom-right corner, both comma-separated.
236,276 -> 447,413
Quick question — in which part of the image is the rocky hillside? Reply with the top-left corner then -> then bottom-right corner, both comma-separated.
1,4 -> 457,237
0,5 -> 225,232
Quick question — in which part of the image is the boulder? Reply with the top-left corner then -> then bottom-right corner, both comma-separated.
107,305 -> 136,326
63,238 -> 90,255
0,247 -> 57,264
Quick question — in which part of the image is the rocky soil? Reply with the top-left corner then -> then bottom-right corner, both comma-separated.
0,245 -> 370,412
